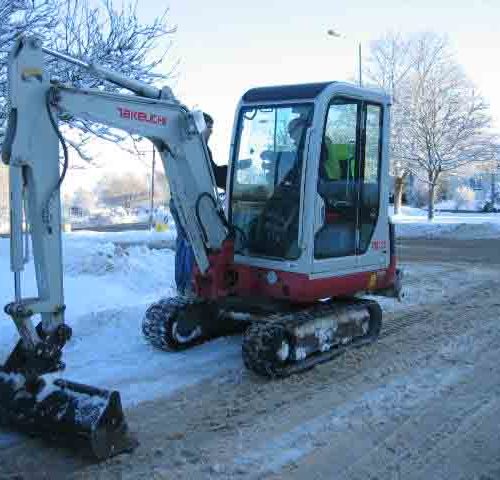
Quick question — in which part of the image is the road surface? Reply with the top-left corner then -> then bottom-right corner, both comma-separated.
1,237 -> 499,480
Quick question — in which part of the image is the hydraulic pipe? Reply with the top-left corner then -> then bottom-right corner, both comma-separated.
42,46 -> 161,99
14,273 -> 21,303
41,46 -> 89,69
9,166 -> 24,277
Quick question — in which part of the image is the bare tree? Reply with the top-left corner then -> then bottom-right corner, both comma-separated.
399,33 -> 496,219
478,142 -> 500,207
492,145 -> 500,205
365,31 -> 415,214
96,172 -> 148,209
0,0 -> 177,161
366,32 -> 496,219
365,31 -> 415,96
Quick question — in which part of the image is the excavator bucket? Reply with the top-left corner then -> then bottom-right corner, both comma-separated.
0,323 -> 137,460
0,373 -> 137,460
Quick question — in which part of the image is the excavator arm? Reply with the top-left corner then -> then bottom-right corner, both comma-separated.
2,36 -> 228,366
0,36 -> 228,458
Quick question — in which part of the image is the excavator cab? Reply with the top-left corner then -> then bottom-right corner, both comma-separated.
228,82 -> 393,298
145,82 -> 399,377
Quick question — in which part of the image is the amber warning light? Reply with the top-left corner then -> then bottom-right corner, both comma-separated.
117,107 -> 167,125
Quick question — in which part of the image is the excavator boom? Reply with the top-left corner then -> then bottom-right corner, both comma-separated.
1,36 -> 228,458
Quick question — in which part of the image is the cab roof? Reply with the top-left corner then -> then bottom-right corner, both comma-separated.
242,82 -> 332,103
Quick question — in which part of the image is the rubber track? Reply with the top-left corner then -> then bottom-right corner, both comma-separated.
242,299 -> 382,378
143,295 -> 464,377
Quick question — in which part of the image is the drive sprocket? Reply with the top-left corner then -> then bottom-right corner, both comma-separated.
142,297 -> 211,351
142,297 -> 247,351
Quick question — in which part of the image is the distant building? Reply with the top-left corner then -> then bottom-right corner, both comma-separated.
447,170 -> 499,203
100,191 -> 151,209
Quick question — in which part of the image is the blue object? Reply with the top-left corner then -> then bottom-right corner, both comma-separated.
170,199 -> 195,295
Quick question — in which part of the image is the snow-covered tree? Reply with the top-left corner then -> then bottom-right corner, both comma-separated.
0,0 -> 59,131
49,0 -> 177,160
153,170 -> 170,203
72,187 -> 97,211
482,143 -> 500,206
0,0 -> 177,160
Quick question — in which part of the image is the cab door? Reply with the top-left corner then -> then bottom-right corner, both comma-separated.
311,96 -> 385,275
356,102 -> 388,270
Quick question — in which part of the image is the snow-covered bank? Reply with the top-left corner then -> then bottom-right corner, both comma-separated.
0,232 -> 244,408
0,234 -> 172,405
65,227 -> 176,246
391,206 -> 500,239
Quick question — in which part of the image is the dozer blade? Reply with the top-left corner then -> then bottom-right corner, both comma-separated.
0,373 -> 138,460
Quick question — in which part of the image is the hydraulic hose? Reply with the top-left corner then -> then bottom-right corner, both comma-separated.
43,88 -> 69,232
194,192 -> 247,249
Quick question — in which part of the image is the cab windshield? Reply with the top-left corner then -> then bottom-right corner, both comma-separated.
230,103 -> 313,260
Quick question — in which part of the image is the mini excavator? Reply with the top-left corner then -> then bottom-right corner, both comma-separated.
1,36 -> 402,459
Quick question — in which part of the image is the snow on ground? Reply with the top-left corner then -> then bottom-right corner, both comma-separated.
0,208 -> 498,410
0,231 -> 241,408
232,338 -> 477,476
390,206 -> 500,239
0,229 -> 493,411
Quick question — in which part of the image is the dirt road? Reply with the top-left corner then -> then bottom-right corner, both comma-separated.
1,238 -> 500,479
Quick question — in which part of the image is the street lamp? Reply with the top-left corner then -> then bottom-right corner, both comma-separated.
327,29 -> 362,87
149,146 -> 156,231
135,143 -> 157,230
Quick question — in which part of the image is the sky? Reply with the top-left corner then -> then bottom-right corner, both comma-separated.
147,0 -> 500,164
67,0 -> 500,191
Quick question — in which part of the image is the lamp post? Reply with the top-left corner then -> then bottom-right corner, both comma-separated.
327,29 -> 362,87
149,146 -> 156,230
135,143 -> 157,230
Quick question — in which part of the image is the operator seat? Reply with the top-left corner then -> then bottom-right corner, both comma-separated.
314,139 -> 356,258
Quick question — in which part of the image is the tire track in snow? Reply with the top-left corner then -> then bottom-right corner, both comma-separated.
230,362 -> 472,477
229,329 -> 500,479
